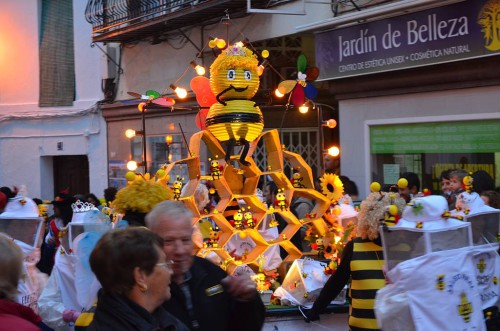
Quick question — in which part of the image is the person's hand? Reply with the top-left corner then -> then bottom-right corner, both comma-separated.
221,273 -> 257,302
62,309 -> 80,323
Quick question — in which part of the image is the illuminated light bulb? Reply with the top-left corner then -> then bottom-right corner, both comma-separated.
257,65 -> 264,76
208,39 -> 216,48
262,49 -> 269,58
125,129 -> 136,138
323,119 -> 337,129
165,135 -> 173,145
327,146 -> 340,157
190,60 -> 206,76
275,89 -> 284,98
127,161 -> 138,171
170,84 -> 188,99
334,235 -> 341,244
138,102 -> 147,112
216,38 -> 226,49
299,104 -> 309,114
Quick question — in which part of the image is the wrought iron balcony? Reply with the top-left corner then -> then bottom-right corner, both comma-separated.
85,0 -> 287,43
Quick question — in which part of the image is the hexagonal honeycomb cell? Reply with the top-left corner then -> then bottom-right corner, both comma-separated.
164,129 -> 330,273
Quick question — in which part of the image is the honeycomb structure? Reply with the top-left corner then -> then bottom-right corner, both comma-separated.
165,129 -> 330,273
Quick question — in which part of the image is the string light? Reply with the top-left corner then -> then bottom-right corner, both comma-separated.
322,119 -> 337,129
127,161 -> 138,171
190,60 -> 206,76
327,146 -> 340,157
169,84 -> 188,99
299,103 -> 309,114
274,89 -> 284,98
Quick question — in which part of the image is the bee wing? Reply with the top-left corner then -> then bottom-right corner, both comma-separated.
196,108 -> 209,130
277,80 -> 297,94
190,76 -> 217,107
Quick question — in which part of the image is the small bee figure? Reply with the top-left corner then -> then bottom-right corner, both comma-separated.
493,276 -> 498,285
477,259 -> 487,273
416,221 -> 423,229
269,215 -> 279,228
172,176 -> 185,201
436,274 -> 445,291
463,174 -> 473,193
233,209 -> 244,230
275,188 -> 288,211
384,204 -> 399,227
243,207 -> 255,228
205,226 -> 221,248
303,292 -> 309,299
457,292 -> 472,323
208,155 -> 223,180
291,170 -> 305,189
311,238 -> 325,258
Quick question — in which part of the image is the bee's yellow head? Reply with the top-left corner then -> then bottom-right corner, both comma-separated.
210,43 -> 260,99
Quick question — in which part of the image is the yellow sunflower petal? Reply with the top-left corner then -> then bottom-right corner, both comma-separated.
320,173 -> 344,204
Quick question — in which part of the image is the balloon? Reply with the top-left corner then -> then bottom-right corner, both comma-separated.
152,97 -> 175,106
145,90 -> 160,99
304,83 -> 318,100
306,67 -> 320,81
277,80 -> 297,94
297,54 -> 307,73
190,76 -> 217,107
291,85 -> 305,107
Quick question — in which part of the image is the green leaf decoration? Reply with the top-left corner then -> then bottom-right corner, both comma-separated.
145,90 -> 160,99
412,203 -> 424,216
297,54 -> 307,73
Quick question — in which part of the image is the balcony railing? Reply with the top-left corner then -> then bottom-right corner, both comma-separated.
85,0 -> 290,43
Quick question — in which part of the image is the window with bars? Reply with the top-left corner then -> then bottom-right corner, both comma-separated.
253,128 -> 321,179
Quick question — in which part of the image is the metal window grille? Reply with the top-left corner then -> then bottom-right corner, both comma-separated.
254,128 -> 321,179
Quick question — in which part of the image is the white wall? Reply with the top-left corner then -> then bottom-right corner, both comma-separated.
340,86 -> 500,199
115,2 -> 335,97
0,0 -> 107,200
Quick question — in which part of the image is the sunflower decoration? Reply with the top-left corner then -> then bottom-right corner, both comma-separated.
320,173 -> 344,204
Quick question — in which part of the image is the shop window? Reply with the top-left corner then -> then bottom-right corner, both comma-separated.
370,120 -> 500,193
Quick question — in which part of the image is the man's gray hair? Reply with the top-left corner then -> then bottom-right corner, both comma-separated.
145,200 -> 193,230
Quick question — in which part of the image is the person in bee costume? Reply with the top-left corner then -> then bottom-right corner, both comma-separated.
303,188 -> 406,331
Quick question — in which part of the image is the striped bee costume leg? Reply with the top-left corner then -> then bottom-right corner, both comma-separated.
349,238 -> 385,331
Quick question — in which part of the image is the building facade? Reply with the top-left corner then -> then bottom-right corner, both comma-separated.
0,0 -> 108,199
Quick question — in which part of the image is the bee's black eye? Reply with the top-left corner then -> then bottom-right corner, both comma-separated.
227,69 -> 236,80
244,70 -> 252,80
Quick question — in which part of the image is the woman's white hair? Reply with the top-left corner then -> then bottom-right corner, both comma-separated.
0,234 -> 24,301
145,200 -> 193,230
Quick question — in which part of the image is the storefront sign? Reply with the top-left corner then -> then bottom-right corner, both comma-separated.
316,0 -> 500,80
370,120 -> 500,154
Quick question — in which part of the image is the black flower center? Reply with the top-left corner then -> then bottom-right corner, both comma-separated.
327,183 -> 334,192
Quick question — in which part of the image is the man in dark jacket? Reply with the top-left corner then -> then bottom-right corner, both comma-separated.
146,201 -> 265,331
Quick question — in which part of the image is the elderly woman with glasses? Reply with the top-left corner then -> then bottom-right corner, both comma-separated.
87,227 -> 189,330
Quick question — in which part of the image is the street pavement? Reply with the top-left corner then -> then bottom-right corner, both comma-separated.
263,312 -> 349,331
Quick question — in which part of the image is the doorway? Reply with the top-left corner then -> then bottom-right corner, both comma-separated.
53,155 -> 89,196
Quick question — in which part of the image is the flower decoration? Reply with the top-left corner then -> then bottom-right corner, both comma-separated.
320,173 -> 344,204
276,54 -> 319,107
113,176 -> 173,214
